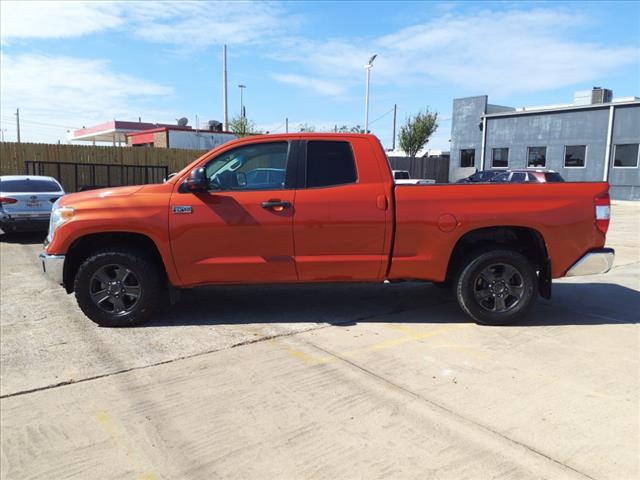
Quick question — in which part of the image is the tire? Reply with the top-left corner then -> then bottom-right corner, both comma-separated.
74,249 -> 164,327
456,249 -> 537,326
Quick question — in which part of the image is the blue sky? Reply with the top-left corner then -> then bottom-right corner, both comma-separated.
1,0 -> 639,150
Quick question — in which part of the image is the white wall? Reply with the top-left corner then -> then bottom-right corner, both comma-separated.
168,130 -> 237,150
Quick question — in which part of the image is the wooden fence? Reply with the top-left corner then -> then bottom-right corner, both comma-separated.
0,142 -> 452,190
388,155 -> 450,183
0,142 -> 207,178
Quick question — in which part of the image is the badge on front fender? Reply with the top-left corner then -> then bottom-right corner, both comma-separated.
172,206 -> 193,214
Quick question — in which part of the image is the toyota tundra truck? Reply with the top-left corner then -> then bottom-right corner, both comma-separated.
40,133 -> 614,327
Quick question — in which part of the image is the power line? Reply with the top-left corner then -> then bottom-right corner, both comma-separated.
368,106 -> 396,126
0,115 -> 79,130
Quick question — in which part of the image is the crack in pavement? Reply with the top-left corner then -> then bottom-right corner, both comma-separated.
1,302 -> 453,399
302,338 -> 598,480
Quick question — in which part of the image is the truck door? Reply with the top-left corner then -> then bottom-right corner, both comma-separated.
292,138 -> 389,281
169,140 -> 297,286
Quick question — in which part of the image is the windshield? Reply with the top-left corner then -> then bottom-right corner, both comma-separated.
491,172 -> 510,182
0,178 -> 61,193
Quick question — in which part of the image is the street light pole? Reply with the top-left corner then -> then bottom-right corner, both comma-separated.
223,45 -> 228,131
364,54 -> 377,133
238,84 -> 246,118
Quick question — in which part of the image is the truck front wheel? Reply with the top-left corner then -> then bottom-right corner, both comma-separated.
74,249 -> 163,327
456,249 -> 537,326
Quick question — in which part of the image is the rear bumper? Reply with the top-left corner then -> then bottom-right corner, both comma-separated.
565,248 -> 615,277
39,253 -> 65,286
1,214 -> 50,232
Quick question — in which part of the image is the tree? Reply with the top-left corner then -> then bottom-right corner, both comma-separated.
336,125 -> 364,133
298,123 -> 316,132
398,109 -> 438,159
228,115 -> 261,137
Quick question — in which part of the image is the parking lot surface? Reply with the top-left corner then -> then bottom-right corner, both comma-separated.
1,201 -> 638,480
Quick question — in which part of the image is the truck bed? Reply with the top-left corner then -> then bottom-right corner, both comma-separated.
389,182 -> 609,281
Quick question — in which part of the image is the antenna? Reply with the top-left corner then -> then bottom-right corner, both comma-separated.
176,117 -> 188,127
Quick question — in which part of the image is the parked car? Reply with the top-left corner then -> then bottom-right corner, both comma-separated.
391,170 -> 435,185
0,175 -> 65,233
457,170 -> 503,183
40,133 -> 613,328
392,170 -> 411,180
491,169 -> 565,183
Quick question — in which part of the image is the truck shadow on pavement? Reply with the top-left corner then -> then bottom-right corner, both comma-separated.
145,281 -> 639,328
0,232 -> 46,244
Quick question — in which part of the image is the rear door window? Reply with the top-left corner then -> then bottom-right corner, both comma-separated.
306,141 -> 357,188
0,179 -> 61,192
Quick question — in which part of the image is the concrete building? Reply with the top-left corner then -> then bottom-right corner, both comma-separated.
126,126 -> 236,150
70,120 -> 178,145
449,88 -> 640,199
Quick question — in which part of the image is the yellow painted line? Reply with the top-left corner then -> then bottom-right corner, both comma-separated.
285,346 -> 332,366
95,410 -> 159,480
275,323 -> 469,366
354,323 -> 469,354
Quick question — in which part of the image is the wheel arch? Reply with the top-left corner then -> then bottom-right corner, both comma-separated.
63,232 -> 168,293
446,226 -> 551,299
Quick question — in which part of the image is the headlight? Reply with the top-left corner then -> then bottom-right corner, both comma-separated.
47,199 -> 74,243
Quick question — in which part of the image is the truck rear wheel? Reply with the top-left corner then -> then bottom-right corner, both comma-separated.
456,249 -> 537,326
74,250 -> 163,327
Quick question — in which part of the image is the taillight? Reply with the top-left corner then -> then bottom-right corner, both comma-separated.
0,197 -> 17,204
594,192 -> 610,235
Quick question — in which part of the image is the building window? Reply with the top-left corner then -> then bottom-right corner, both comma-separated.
613,144 -> 639,168
564,145 -> 586,168
460,149 -> 475,168
527,147 -> 547,167
491,148 -> 509,169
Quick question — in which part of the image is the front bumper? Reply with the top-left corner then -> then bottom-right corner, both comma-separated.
565,248 -> 615,277
39,253 -> 65,286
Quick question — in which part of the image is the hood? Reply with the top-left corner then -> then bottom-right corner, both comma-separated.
59,185 -> 145,206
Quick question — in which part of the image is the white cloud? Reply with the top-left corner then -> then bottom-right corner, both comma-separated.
269,8 -> 639,97
0,54 -> 173,143
0,1 -> 122,42
271,73 -> 345,96
0,0 -> 286,47
128,1 -> 287,47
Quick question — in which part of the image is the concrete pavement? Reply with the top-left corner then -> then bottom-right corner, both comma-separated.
1,201 -> 638,479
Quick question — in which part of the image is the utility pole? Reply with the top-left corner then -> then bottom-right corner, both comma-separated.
285,117 -> 288,133
16,108 -> 21,143
223,45 -> 229,131
392,104 -> 397,151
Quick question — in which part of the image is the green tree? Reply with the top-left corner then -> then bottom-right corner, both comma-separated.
336,125 -> 364,133
298,123 -> 316,132
229,115 -> 261,137
398,109 -> 439,159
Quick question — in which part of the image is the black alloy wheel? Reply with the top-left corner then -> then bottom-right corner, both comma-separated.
90,264 -> 142,315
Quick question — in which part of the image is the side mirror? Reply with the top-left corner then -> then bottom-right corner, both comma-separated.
184,168 -> 208,192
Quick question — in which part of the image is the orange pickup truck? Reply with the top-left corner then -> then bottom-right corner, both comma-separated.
40,133 -> 614,327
